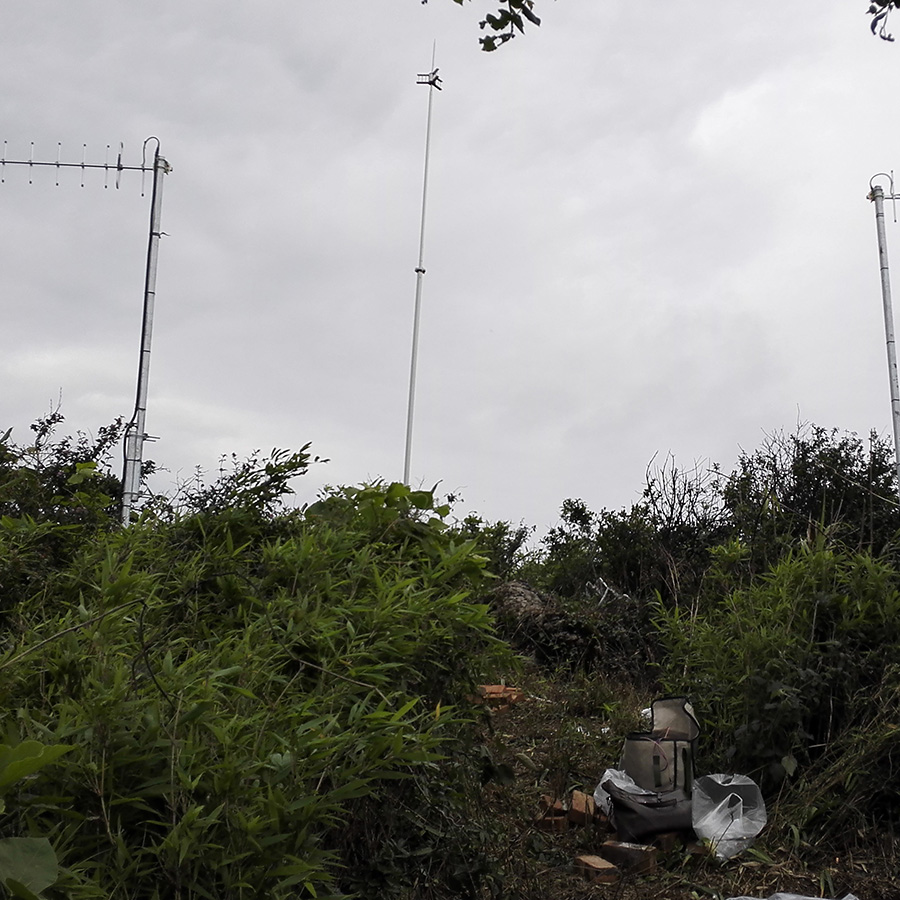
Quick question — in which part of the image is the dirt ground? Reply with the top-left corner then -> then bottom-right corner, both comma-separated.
477,668 -> 900,900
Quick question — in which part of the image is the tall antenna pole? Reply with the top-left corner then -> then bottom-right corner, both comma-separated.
0,138 -> 170,523
122,139 -> 170,523
404,47 -> 442,486
868,177 -> 900,504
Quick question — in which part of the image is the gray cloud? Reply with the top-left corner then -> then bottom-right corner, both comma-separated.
1,2 -> 898,534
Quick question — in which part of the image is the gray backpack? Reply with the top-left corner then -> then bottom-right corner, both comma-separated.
620,696 -> 700,794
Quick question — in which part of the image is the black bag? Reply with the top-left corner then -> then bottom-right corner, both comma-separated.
601,779 -> 692,842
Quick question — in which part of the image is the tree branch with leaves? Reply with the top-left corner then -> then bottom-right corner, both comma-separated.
423,0 -> 542,50
870,1 -> 897,41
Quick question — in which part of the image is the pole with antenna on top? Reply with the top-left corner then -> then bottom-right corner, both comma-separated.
121,138 -> 171,524
0,137 -> 170,524
404,45 -> 442,486
868,173 -> 900,504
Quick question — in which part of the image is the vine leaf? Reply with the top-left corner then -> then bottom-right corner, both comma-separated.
421,1 -> 541,50
869,2 -> 896,42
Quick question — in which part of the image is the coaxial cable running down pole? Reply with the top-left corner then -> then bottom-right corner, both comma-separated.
404,48 -> 442,487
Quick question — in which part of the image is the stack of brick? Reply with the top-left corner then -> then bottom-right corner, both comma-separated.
472,684 -> 525,710
531,787 -> 690,884
534,794 -> 568,833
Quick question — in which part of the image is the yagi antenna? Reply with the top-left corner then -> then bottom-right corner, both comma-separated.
0,139 -> 172,523
0,139 -> 157,195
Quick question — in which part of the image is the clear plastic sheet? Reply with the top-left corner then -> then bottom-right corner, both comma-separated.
726,894 -> 859,900
592,767 -> 648,817
692,774 -> 767,860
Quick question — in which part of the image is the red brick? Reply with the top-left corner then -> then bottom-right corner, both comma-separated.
652,831 -> 683,853
535,793 -> 568,833
474,685 -> 525,708
568,790 -> 596,826
537,794 -> 566,817
574,854 -> 620,884
535,814 -> 568,833
599,840 -> 658,875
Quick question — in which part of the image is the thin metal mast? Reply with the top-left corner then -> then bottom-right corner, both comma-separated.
404,48 -> 442,486
122,139 -> 170,523
868,177 -> 900,503
0,138 -> 170,523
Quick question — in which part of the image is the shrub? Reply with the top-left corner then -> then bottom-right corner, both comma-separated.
721,425 -> 900,566
656,538 -> 900,797
0,469 -> 511,899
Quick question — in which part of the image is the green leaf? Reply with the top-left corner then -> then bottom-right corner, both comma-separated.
407,491 -> 433,510
520,4 -> 541,25
390,698 -> 419,721
0,838 -> 58,894
484,11 -> 509,30
4,879 -> 43,900
177,701 -> 214,728
66,461 -> 97,485
0,743 -> 73,792
385,482 -> 409,504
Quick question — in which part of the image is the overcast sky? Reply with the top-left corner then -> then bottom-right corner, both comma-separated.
2,2 -> 899,535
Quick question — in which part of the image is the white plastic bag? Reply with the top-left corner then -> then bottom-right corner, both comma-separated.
692,774 -> 766,860
726,894 -> 859,900
593,768 -> 648,817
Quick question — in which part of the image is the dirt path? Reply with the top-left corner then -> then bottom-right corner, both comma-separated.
476,670 -> 900,900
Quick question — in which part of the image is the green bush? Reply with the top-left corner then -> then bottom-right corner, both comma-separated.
0,461 -> 511,899
0,415 -> 127,621
656,538 -> 900,794
454,515 -> 533,582
0,413 -> 124,528
522,426 -> 900,611
7,413 -> 900,890
721,425 -> 900,568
